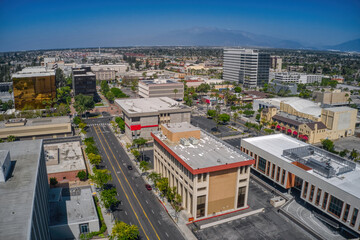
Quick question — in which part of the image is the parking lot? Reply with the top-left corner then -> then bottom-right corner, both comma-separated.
189,179 -> 316,240
333,135 -> 360,153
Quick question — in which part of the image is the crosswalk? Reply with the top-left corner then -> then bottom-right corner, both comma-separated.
87,123 -> 110,126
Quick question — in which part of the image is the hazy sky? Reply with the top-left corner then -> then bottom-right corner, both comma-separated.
0,0 -> 359,52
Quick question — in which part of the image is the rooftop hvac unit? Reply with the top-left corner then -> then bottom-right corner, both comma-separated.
189,137 -> 199,145
180,138 -> 190,146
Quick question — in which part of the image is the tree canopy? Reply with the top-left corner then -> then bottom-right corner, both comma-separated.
110,221 -> 139,240
74,94 -> 95,116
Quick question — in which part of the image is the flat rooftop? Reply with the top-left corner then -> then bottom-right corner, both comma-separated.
12,67 -> 55,78
45,141 -> 86,174
323,106 -> 357,112
0,140 -> 43,240
242,134 -> 360,199
282,97 -> 322,117
162,122 -> 199,133
49,187 -> 98,226
140,79 -> 181,85
0,116 -> 71,129
154,130 -> 252,170
116,97 -> 190,115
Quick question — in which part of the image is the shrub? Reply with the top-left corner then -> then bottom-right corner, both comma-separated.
77,170 -> 87,181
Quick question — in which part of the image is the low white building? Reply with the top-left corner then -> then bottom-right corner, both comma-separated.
241,134 -> 360,235
49,187 -> 100,240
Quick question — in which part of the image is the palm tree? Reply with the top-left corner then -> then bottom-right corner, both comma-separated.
173,89 -> 179,99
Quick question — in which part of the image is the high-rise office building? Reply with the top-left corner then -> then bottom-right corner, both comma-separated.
223,48 -> 270,88
12,67 -> 56,110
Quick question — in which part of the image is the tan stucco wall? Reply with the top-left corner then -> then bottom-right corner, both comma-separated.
313,91 -> 350,105
207,168 -> 237,215
0,123 -> 72,139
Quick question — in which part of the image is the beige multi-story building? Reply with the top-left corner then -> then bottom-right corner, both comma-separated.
138,79 -> 184,99
260,101 -> 357,144
93,68 -> 116,81
0,116 -> 72,140
151,122 -> 254,220
270,56 -> 282,72
313,89 -> 350,105
115,97 -> 191,140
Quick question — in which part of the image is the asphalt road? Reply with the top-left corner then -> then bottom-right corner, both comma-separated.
86,122 -> 184,240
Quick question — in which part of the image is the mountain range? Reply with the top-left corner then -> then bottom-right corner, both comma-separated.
146,27 -> 360,52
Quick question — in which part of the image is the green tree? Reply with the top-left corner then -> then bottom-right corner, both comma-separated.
350,149 -> 358,160
243,110 -> 255,117
148,172 -> 161,185
6,135 -> 16,142
55,68 -> 66,88
173,88 -> 179,99
85,144 -> 98,155
88,153 -> 102,166
207,109 -> 216,118
89,168 -> 112,189
73,116 -> 82,126
100,188 -> 119,211
110,221 -> 139,240
321,139 -> 335,152
131,149 -> 140,160
79,122 -> 87,130
84,137 -> 95,146
115,117 -> 125,132
106,91 -> 115,103
77,170 -> 87,181
218,113 -> 230,124
74,94 -> 95,116
173,192 -> 182,222
339,149 -> 349,157
156,177 -> 169,199
101,81 -> 110,95
133,137 -> 147,160
50,177 -> 58,186
234,86 -> 242,93
139,161 -> 150,172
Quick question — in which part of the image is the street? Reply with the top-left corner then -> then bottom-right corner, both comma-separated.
85,119 -> 184,240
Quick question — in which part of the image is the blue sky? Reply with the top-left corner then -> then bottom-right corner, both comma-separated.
0,0 -> 359,51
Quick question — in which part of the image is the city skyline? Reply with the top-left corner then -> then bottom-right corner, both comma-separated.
0,0 -> 360,52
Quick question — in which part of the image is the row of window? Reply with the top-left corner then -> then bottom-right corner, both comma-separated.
241,147 -> 287,186
302,181 -> 359,229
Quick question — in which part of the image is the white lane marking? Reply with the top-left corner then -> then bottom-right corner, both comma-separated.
165,232 -> 169,238
158,220 -> 161,225
125,211 -> 127,215
145,200 -> 149,204
151,210 -> 154,214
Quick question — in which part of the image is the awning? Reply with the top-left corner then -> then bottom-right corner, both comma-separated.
282,127 -> 286,130
293,131 -> 298,135
287,129 -> 292,133
299,134 -> 303,138
302,135 -> 309,140
276,125 -> 281,129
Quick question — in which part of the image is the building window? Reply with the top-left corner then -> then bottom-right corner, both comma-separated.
351,208 -> 358,226
271,164 -> 275,179
79,223 -> 89,234
309,185 -> 315,202
237,186 -> 246,208
196,195 -> 206,218
322,192 -> 329,209
315,188 -> 322,206
258,157 -> 266,173
276,166 -> 281,182
343,204 -> 350,222
328,196 -> 344,218
303,182 -> 308,199
266,162 -> 270,176
202,173 -> 207,182
281,169 -> 286,185
197,187 -> 206,191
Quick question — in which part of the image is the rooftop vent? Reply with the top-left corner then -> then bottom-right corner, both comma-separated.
189,137 -> 199,145
180,138 -> 190,146
0,150 -> 11,183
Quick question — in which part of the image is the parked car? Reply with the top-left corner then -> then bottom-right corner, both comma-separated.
145,184 -> 152,191
127,165 -> 133,170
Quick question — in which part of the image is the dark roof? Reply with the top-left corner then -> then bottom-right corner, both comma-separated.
272,114 -> 302,127
306,122 -> 327,130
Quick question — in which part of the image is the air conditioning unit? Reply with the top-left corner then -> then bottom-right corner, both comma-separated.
180,138 -> 190,146
189,137 -> 199,145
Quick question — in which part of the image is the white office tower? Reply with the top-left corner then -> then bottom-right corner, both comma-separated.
223,48 -> 270,88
